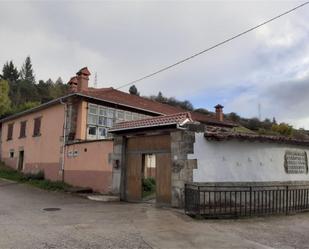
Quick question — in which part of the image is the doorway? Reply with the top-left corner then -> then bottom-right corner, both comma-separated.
125,135 -> 172,205
142,154 -> 157,202
18,151 -> 24,171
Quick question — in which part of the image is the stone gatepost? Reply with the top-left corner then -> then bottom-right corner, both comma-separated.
170,130 -> 197,208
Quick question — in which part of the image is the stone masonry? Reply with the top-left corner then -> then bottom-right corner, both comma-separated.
170,130 -> 197,208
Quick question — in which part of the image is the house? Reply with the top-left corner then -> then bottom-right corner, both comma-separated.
109,109 -> 309,209
0,67 -> 228,193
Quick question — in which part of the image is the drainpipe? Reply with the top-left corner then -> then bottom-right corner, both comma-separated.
60,98 -> 67,182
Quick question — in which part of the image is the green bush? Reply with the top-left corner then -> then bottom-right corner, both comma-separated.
142,177 -> 156,192
23,171 -> 45,181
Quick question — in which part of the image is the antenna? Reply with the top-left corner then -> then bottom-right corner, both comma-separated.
258,103 -> 262,121
94,72 -> 98,88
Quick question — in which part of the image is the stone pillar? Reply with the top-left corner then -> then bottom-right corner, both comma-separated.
170,130 -> 197,208
111,136 -> 126,199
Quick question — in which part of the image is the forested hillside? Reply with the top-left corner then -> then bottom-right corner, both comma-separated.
0,58 -> 307,138
0,56 -> 68,117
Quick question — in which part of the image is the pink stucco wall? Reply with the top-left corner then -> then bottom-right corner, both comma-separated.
64,140 -> 113,193
1,104 -> 65,181
1,100 -> 114,193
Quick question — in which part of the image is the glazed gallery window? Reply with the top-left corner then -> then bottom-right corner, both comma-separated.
7,123 -> 14,141
33,117 -> 42,137
86,103 -> 150,140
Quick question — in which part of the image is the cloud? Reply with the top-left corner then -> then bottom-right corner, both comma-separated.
0,1 -> 308,128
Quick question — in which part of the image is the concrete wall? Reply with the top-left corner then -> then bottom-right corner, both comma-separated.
64,140 -> 113,193
1,104 -> 65,181
189,132 -> 309,183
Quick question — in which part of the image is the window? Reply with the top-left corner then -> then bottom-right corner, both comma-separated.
33,117 -> 42,137
19,121 -> 27,138
132,112 -> 139,120
7,123 -> 14,141
125,111 -> 132,121
98,127 -> 107,139
9,150 -> 14,158
116,110 -> 124,123
86,103 -> 151,140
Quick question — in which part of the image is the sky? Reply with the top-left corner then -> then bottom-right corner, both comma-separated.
0,0 -> 309,128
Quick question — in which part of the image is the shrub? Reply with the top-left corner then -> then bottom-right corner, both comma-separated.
22,171 -> 45,181
142,177 -> 156,192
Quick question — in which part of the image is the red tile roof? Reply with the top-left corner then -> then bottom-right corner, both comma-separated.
110,112 -> 194,132
81,87 -> 185,115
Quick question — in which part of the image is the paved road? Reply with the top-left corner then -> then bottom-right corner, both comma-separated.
1,179 -> 309,249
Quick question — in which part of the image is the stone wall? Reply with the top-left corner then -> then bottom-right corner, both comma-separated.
111,136 -> 126,199
170,130 -> 197,208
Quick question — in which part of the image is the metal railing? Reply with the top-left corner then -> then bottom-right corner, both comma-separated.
184,183 -> 309,218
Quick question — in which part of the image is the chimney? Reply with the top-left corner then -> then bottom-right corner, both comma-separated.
214,104 -> 224,122
67,76 -> 78,93
76,67 -> 91,92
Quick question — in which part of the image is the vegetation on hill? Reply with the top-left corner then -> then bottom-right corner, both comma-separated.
0,57 -> 307,139
0,56 -> 68,118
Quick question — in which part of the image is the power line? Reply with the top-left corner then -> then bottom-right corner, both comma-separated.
116,1 -> 309,90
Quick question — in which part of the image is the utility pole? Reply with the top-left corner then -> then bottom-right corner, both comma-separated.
258,103 -> 262,121
94,72 -> 98,88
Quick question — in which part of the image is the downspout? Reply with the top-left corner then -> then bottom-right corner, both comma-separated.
60,98 -> 67,182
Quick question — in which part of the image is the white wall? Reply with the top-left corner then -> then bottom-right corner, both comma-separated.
189,133 -> 309,182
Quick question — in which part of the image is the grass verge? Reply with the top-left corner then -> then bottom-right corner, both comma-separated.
0,163 -> 70,191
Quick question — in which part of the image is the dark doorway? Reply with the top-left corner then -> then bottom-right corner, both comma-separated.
18,151 -> 24,171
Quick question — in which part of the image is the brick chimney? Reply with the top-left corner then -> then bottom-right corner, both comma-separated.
214,104 -> 224,122
67,76 -> 78,93
76,67 -> 91,92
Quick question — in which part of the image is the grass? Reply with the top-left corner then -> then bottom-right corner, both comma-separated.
0,162 -> 70,191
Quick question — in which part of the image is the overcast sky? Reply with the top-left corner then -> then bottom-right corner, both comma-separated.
0,0 -> 309,128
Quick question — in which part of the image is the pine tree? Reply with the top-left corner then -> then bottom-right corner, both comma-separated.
20,56 -> 35,84
0,79 -> 11,116
129,85 -> 139,96
2,61 -> 19,83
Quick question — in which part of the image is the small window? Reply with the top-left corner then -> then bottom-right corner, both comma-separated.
107,108 -> 114,118
88,126 -> 97,139
9,150 -> 14,158
99,107 -> 107,116
33,117 -> 42,137
132,113 -> 139,120
7,123 -> 14,141
98,116 -> 107,126
98,127 -> 107,139
106,118 -> 114,128
88,114 -> 98,125
19,121 -> 27,138
125,111 -> 132,121
89,104 -> 98,115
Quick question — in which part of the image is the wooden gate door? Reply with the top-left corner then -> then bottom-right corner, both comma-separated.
126,153 -> 142,202
156,153 -> 171,205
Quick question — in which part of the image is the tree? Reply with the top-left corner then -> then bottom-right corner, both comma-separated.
0,79 -> 11,116
227,112 -> 241,122
2,61 -> 19,83
272,123 -> 293,136
20,56 -> 35,84
129,85 -> 139,96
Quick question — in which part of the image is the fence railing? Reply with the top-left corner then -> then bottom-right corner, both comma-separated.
184,183 -> 309,218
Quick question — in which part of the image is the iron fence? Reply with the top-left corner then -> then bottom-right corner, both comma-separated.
184,183 -> 309,218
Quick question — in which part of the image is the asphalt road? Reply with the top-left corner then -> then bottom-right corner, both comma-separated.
1,178 -> 309,249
